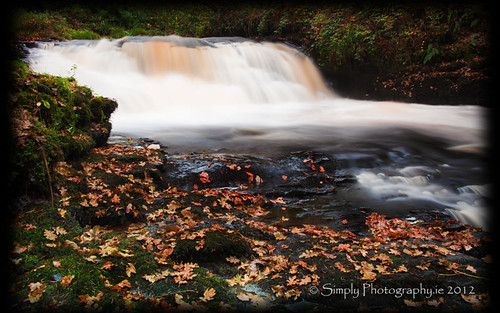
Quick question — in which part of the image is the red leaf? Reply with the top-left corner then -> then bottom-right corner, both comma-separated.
246,172 -> 254,183
199,172 -> 211,184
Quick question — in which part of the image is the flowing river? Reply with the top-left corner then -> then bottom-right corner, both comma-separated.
24,36 -> 490,230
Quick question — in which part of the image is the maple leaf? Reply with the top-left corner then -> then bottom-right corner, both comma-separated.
335,262 -> 351,273
226,256 -> 240,264
102,261 -> 115,270
273,231 -> 287,241
53,226 -> 67,235
126,263 -> 136,277
299,249 -> 319,259
60,275 -> 75,286
115,279 -> 132,290
79,292 -> 104,310
44,229 -> 57,241
199,171 -> 211,183
270,197 -> 286,204
111,193 -> 121,204
58,208 -> 68,218
199,287 -> 216,302
286,275 -> 299,286
246,172 -> 254,183
358,261 -> 377,281
271,285 -> 285,297
415,262 -> 430,271
27,282 -> 46,303
284,288 -> 302,300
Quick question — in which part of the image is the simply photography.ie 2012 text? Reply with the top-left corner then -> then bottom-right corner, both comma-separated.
309,283 -> 476,300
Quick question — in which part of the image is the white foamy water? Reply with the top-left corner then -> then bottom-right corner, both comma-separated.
24,36 -> 490,229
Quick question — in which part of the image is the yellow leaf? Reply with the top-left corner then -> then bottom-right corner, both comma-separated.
284,288 -> 302,300
27,282 -> 46,303
126,263 -> 136,277
53,226 -> 67,235
199,287 -> 216,302
273,231 -> 287,241
44,229 -> 57,241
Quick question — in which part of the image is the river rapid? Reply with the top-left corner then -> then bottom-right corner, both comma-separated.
24,36 -> 490,230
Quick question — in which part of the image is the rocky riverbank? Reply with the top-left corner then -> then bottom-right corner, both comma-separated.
5,62 -> 493,309
8,134 -> 493,312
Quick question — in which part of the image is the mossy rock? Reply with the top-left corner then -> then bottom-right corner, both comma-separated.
9,61 -> 118,197
172,230 -> 252,263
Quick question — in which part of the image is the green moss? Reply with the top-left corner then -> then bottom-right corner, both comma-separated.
172,230 -> 252,263
9,61 -> 117,196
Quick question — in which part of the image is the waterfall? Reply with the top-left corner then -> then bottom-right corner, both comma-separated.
24,36 -> 489,230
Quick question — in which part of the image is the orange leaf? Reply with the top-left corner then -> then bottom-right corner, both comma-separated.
199,287 -> 216,302
60,275 -> 75,286
246,172 -> 254,183
111,194 -> 121,204
199,171 -> 211,183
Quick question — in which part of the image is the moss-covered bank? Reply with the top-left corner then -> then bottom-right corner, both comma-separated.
11,1 -> 491,104
8,61 -> 117,197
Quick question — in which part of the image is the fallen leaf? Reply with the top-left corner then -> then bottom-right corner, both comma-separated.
255,175 -> 263,185
199,171 -> 211,183
246,172 -> 254,183
53,226 -> 67,235
226,256 -> 240,264
237,292 -> 250,301
27,282 -> 46,303
335,262 -> 351,273
102,261 -> 115,270
126,263 -> 136,277
404,299 -> 423,307
461,292 -> 489,310
274,231 -> 287,241
115,279 -> 132,290
199,287 -> 216,302
44,229 -> 57,241
111,193 -> 121,204
466,265 -> 477,274
60,275 -> 75,286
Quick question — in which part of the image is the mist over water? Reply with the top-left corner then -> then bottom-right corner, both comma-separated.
25,36 -> 490,229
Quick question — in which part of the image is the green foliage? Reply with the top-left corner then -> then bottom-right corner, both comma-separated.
9,61 -> 117,196
14,3 -> 488,76
422,43 -> 439,64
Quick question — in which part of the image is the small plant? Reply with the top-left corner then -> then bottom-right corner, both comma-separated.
69,64 -> 77,78
422,43 -> 439,65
